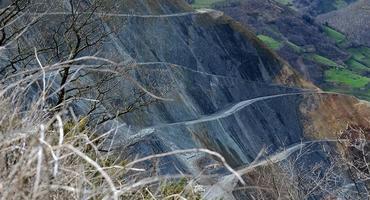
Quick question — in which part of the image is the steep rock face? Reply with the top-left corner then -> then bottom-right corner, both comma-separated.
83,0 -> 370,174
92,4 -> 315,172
7,0 -> 370,185
317,0 -> 370,46
213,0 -> 349,84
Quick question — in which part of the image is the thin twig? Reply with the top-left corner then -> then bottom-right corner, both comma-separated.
33,124 -> 45,199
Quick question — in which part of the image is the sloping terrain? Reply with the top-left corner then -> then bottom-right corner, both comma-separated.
1,0 -> 370,199
291,0 -> 357,16
186,0 -> 358,15
212,0 -> 349,83
207,0 -> 370,102
71,0 -> 370,176
317,0 -> 370,46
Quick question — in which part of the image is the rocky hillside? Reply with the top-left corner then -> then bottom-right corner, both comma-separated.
1,0 -> 370,199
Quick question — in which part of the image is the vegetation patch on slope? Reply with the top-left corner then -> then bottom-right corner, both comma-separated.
345,58 -> 370,74
347,46 -> 370,66
275,0 -> 295,8
307,54 -> 343,68
191,0 -> 225,8
285,41 -> 302,53
322,45 -> 370,100
275,0 -> 293,5
257,35 -> 282,50
322,25 -> 346,45
333,0 -> 351,9
325,68 -> 370,88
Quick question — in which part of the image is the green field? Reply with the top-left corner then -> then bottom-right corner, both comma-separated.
257,35 -> 282,50
191,0 -> 224,8
334,0 -> 349,9
325,68 -> 370,88
345,58 -> 370,74
307,54 -> 344,68
322,25 -> 346,45
322,45 -> 370,100
285,41 -> 302,53
275,0 -> 293,5
347,47 -> 370,66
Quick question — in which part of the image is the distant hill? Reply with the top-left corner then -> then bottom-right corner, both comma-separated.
213,0 -> 349,84
317,0 -> 370,46
187,0 -> 358,15
205,0 -> 370,102
290,0 -> 357,16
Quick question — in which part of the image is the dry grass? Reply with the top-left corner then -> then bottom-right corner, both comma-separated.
0,69 -> 204,199
0,95 -> 204,199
